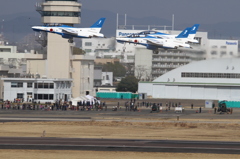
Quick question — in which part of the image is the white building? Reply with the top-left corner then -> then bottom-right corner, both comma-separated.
0,45 -> 17,53
2,78 -> 72,103
82,38 -> 135,64
97,86 -> 116,92
206,40 -> 239,59
139,58 -> 240,100
102,72 -> 113,86
0,45 -> 46,99
0,45 -> 44,72
82,37 -> 115,53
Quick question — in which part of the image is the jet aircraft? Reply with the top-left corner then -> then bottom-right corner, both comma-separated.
32,18 -> 106,43
145,24 -> 200,43
116,27 -> 193,52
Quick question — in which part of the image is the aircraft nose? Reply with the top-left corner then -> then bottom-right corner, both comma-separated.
116,38 -> 124,41
32,26 -> 41,32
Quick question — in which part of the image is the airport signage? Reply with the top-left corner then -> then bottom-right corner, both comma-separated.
116,30 -> 145,37
226,41 -> 238,45
118,32 -> 134,37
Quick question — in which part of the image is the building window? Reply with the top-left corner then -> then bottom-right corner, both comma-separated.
85,49 -> 92,53
50,83 -> 54,89
34,83 -> 54,89
127,56 -> 135,59
44,94 -> 48,100
35,94 -> 54,100
116,55 -> 122,59
27,83 -> 33,88
85,42 -> 92,46
230,52 -> 233,55
38,94 -> 43,99
194,37 -> 201,44
43,11 -> 80,17
11,82 -> 17,87
182,72 -> 240,79
212,45 -> 217,48
211,51 -> 217,55
221,46 -> 227,49
17,93 -> 24,99
17,83 -> 23,87
221,51 -> 227,55
44,83 -> 49,89
11,82 -> 23,88
181,72 -> 186,77
49,94 -> 54,100
34,94 -> 37,99
38,83 -> 44,88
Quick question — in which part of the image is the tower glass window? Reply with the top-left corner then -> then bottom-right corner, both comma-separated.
43,11 -> 80,17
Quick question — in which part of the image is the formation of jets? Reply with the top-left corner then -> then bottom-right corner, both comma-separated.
116,24 -> 200,52
32,17 -> 200,52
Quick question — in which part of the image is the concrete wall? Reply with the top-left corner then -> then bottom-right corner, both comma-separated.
134,48 -> 152,80
26,60 -> 47,77
47,33 -> 72,78
72,55 -> 95,98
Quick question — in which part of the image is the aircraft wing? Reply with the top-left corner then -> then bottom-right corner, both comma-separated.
146,39 -> 164,46
146,39 -> 177,49
62,28 -> 78,35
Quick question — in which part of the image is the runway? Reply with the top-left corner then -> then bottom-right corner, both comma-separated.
0,137 -> 240,154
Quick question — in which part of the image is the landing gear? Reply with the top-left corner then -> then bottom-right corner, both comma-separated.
153,50 -> 159,54
68,39 -> 74,43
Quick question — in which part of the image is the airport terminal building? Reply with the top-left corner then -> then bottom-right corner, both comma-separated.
138,58 -> 240,100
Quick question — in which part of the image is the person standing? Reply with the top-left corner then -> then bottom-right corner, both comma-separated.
125,101 -> 128,111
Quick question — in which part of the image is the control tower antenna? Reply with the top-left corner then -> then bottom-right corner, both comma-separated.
172,14 -> 174,31
1,19 -> 4,35
117,13 -> 119,29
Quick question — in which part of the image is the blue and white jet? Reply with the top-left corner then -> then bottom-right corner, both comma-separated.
32,18 -> 106,43
146,24 -> 200,43
116,27 -> 193,52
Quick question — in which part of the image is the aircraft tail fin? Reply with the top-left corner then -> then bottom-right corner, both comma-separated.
89,18 -> 106,33
90,18 -> 106,28
188,24 -> 200,42
176,27 -> 191,39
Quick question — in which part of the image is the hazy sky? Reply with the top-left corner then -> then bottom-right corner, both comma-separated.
1,0 -> 240,24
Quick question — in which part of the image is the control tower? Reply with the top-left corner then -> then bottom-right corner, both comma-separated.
36,0 -> 82,79
32,0 -> 95,98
